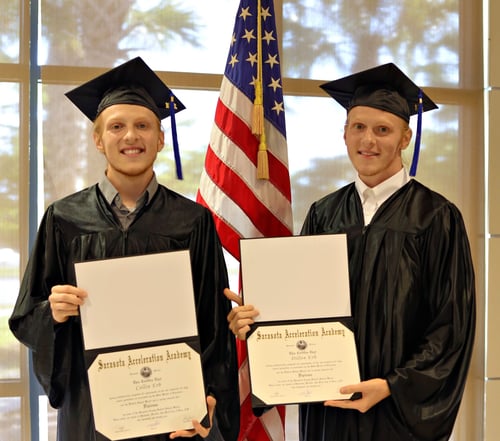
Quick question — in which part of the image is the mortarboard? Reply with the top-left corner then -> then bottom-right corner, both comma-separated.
320,63 -> 438,176
65,57 -> 186,179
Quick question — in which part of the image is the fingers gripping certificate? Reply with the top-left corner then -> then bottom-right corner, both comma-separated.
240,235 -> 361,406
76,251 -> 207,441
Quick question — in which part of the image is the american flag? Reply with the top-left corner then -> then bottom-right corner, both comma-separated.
196,0 -> 292,439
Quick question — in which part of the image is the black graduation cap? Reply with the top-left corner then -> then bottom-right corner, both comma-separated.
65,57 -> 186,179
320,63 -> 438,176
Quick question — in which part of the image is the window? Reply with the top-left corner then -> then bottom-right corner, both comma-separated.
0,1 -> 482,440
0,1 -> 27,439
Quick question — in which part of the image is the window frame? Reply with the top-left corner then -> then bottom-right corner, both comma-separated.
0,1 -> 484,440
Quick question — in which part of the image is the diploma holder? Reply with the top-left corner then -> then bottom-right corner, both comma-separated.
76,251 -> 207,441
240,234 -> 361,407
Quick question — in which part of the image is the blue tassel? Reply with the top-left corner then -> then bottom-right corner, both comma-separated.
409,89 -> 423,177
169,93 -> 183,180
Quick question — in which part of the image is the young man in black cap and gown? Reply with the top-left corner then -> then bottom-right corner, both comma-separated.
9,57 -> 239,441
225,63 -> 476,441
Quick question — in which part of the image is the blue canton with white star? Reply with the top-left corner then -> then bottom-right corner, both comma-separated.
224,0 -> 286,137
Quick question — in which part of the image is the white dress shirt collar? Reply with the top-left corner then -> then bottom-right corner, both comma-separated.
355,168 -> 410,225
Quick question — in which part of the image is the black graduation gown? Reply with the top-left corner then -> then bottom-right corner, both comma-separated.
299,179 -> 475,441
9,184 -> 239,441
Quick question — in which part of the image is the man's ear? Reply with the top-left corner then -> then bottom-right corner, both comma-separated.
157,131 -> 165,152
400,127 -> 413,151
93,132 -> 104,152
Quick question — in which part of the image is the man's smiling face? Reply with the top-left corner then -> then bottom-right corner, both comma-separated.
344,105 -> 412,187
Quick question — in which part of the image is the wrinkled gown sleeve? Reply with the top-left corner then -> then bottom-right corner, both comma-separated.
9,207 -> 74,406
189,209 -> 240,441
383,202 -> 476,440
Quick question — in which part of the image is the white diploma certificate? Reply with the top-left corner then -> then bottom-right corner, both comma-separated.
240,235 -> 360,406
75,251 -> 207,440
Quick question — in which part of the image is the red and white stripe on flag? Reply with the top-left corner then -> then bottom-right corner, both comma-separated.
197,0 -> 292,440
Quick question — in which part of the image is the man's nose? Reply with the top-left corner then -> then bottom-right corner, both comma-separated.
124,125 -> 138,141
361,129 -> 375,146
